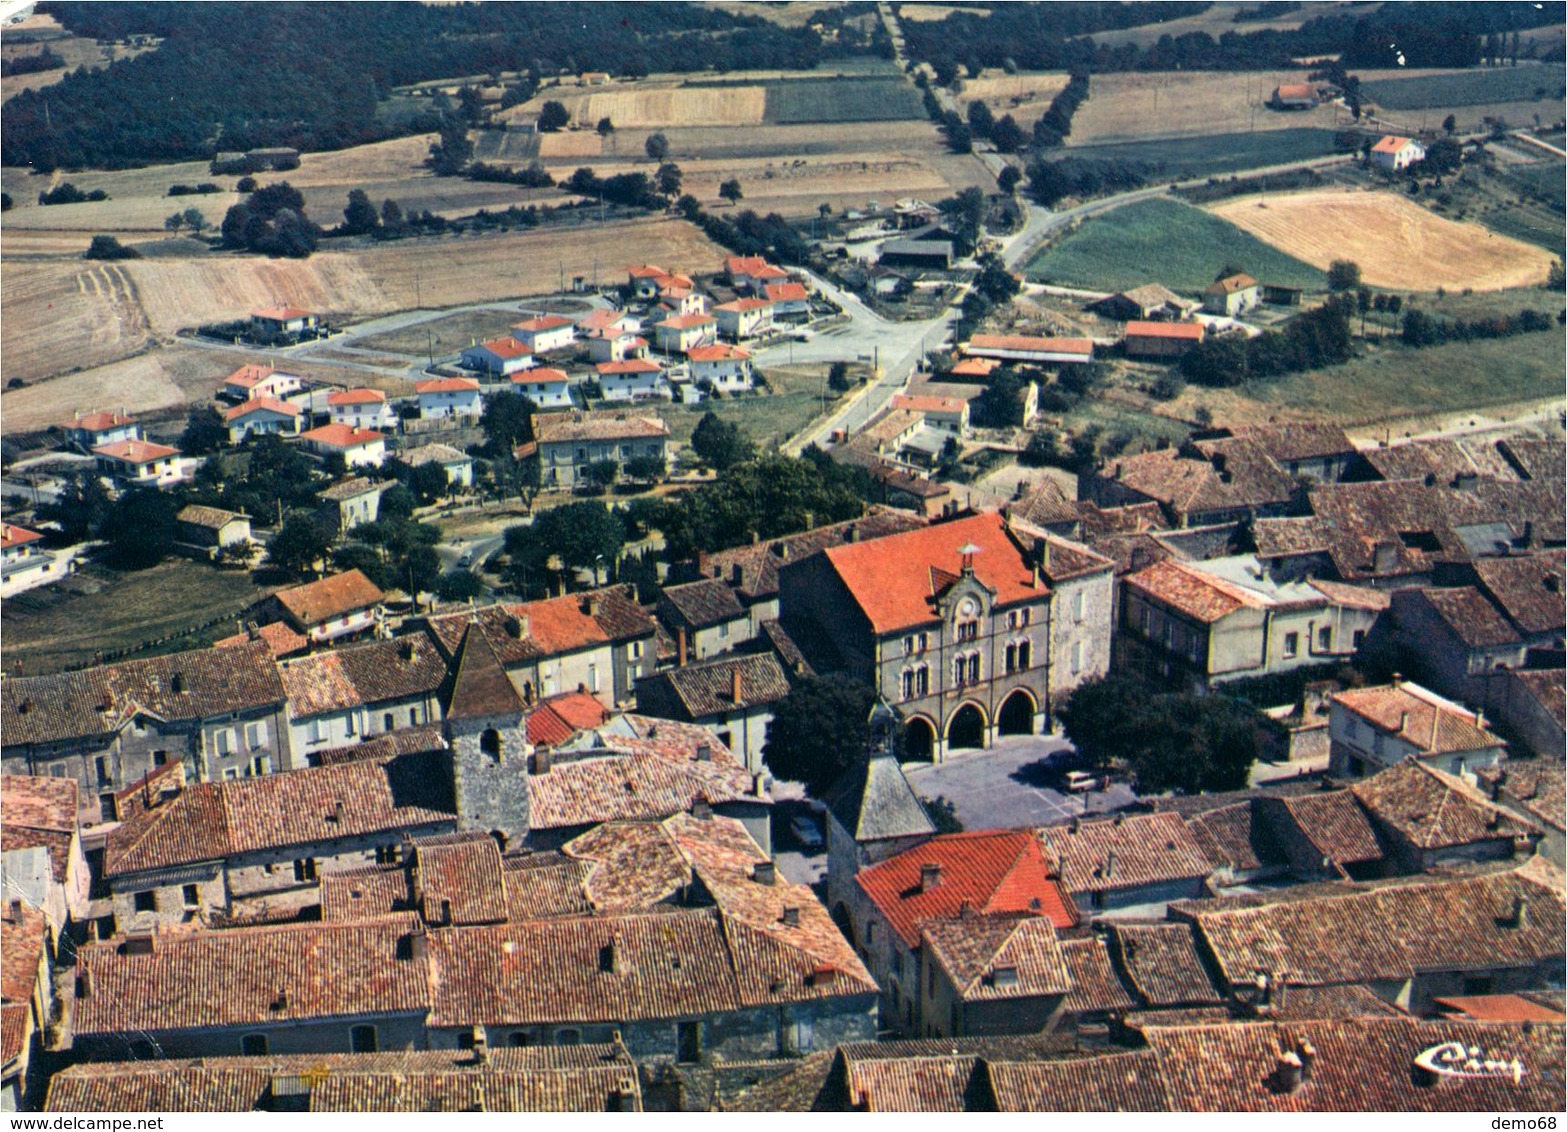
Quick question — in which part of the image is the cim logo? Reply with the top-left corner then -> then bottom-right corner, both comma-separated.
1414,1041 -> 1527,1085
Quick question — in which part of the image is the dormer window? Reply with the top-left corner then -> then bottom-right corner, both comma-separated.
990,967 -> 1019,989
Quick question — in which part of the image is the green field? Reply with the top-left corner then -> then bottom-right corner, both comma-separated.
1505,162 -> 1567,211
1061,128 -> 1343,181
1025,196 -> 1326,293
1362,64 -> 1565,110
663,390 -> 831,451
763,76 -> 924,123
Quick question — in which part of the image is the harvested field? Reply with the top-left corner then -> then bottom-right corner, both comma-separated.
0,259 -> 153,382
354,311 -> 525,355
662,154 -> 952,218
537,131 -> 606,159
1068,70 -> 1339,145
959,70 -> 1070,127
650,119 -> 946,162
1209,189 -> 1557,291
582,86 -> 766,128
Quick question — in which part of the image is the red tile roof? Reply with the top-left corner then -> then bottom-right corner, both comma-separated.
856,830 -> 1078,948
627,264 -> 667,278
446,623 -> 527,721
252,305 -> 313,320
223,395 -> 302,421
1434,994 -> 1565,1023
1,775 -> 78,883
1330,682 -> 1502,755
511,367 -> 569,385
274,569 -> 384,626
300,423 -> 386,449
415,377 -> 481,394
595,358 -> 661,375
966,334 -> 1093,357
763,282 -> 810,302
526,692 -> 610,747
213,620 -> 310,659
1123,559 -> 1265,622
1125,320 -> 1204,341
93,439 -> 180,464
891,394 -> 967,415
1206,273 -> 1259,294
1,523 -> 43,551
714,298 -> 774,313
327,387 -> 387,405
1039,812 -> 1214,897
949,357 -> 1000,377
921,913 -> 1071,1002
513,314 -> 575,333
472,336 -> 533,360
1351,759 -> 1538,850
63,409 -> 136,432
1,901 -> 46,1038
223,363 -> 276,389
686,343 -> 750,362
1372,134 -> 1415,154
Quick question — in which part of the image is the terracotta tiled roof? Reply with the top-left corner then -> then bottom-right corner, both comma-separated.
502,852 -> 597,920
714,298 -> 773,313
1229,423 -> 1356,464
1268,790 -> 1384,866
986,1052 -> 1168,1112
320,863 -> 413,923
1106,922 -> 1223,1007
274,569 -> 384,628
658,577 -> 745,630
175,504 -> 246,531
563,820 -> 691,911
214,620 -> 310,660
104,749 -> 455,876
1304,578 -> 1389,610
63,409 -> 137,432
1,775 -> 78,884
1275,82 -> 1317,99
842,1057 -> 973,1112
1105,442 -> 1294,523
856,830 -> 1078,949
1123,557 -> 1264,623
1,641 -> 284,747
1479,758 -> 1566,833
948,357 -> 999,378
527,747 -> 758,831
636,652 -> 789,720
1372,134 -> 1414,153
513,314 -> 575,333
93,439 -> 180,464
415,377 -> 481,394
891,393 -> 967,415
314,726 -> 446,768
327,387 -> 386,405
415,835 -> 509,925
824,755 -> 935,843
520,692 -> 605,748
921,913 -> 1071,1001
659,313 -> 716,329
1,900 -> 47,1009
300,423 -> 386,449
1039,813 -> 1214,897
532,410 -> 668,444
1205,273 -> 1259,294
725,256 -> 774,276
1351,759 -> 1538,851
1184,802 -> 1273,873
223,363 -> 276,389
279,634 -> 446,718
316,476 -> 384,503
1474,553 -> 1566,636
685,343 -> 750,362
252,306 -> 312,320
1435,993 -> 1565,1023
763,282 -> 810,302
595,358 -> 660,375
471,336 -> 532,360
511,367 -> 570,386
0,1003 -> 28,1069
1411,586 -> 1523,649
0,523 -> 43,550
223,396 -> 301,421
74,916 -> 432,1037
1330,682 -> 1501,755
423,590 -> 651,673
1125,320 -> 1203,341
965,334 -> 1093,357
697,509 -> 925,602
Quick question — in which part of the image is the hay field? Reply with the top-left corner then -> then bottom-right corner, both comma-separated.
538,132 -> 606,159
959,70 -> 1070,126
580,86 -> 767,128
1209,189 -> 1557,291
1068,70 -> 1338,145
631,153 -> 952,218
0,259 -> 152,383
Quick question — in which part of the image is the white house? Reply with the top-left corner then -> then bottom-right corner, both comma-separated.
1,523 -> 59,597
585,328 -> 648,364
654,313 -> 718,355
300,424 -> 388,469
763,281 -> 811,317
714,298 -> 774,340
59,410 -> 139,452
461,336 -> 535,378
577,308 -> 640,337
657,286 -> 707,319
509,367 -> 574,410
890,393 -> 969,435
326,388 -> 398,431
223,397 -> 303,444
93,440 -> 193,488
627,264 -> 669,300
1371,135 -> 1426,172
415,377 -> 483,421
687,344 -> 754,392
1203,274 -> 1262,317
221,364 -> 303,403
402,442 -> 475,489
315,477 -> 386,536
249,306 -> 319,340
511,314 -> 576,354
596,358 -> 667,402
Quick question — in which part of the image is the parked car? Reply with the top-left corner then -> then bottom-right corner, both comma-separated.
1062,770 -> 1102,794
789,814 -> 825,850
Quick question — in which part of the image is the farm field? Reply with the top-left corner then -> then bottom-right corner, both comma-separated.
1361,63 -> 1565,110
958,70 -> 1071,128
1067,70 -> 1340,144
1056,128 -> 1344,181
663,390 -> 828,452
1209,188 -> 1557,290
1085,1 -> 1351,48
354,310 -> 532,356
1025,196 -> 1326,293
1,559 -> 274,675
761,76 -> 924,123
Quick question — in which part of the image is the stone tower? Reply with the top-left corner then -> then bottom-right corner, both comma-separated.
443,621 -> 531,845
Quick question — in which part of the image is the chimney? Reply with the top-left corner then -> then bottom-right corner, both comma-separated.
1510,895 -> 1529,930
1488,768 -> 1508,802
677,626 -> 688,668
400,638 -> 420,662
1373,540 -> 1398,574
272,987 -> 290,1012
611,1084 -> 637,1112
920,862 -> 942,892
407,925 -> 428,960
753,860 -> 777,886
602,932 -> 631,976
696,742 -> 711,762
1391,672 -> 1403,687
533,746 -> 552,775
1274,1051 -> 1305,1095
781,906 -> 801,927
752,772 -> 767,797
692,796 -> 712,820
332,798 -> 345,823
730,666 -> 743,704
582,594 -> 600,617
1296,1038 -> 1315,1080
731,563 -> 744,585
1104,850 -> 1117,878
506,614 -> 527,639
1399,711 -> 1409,735
845,523 -> 858,544
470,1027 -> 489,1065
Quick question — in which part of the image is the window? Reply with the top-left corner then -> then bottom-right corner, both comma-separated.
133,890 -> 156,913
1005,643 -> 1018,674
222,767 -> 241,780
967,654 -> 980,684
588,664 -> 600,694
918,632 -> 929,652
306,719 -> 325,744
249,755 -> 271,777
376,844 -> 401,865
630,640 -> 643,661
901,669 -> 915,700
383,713 -> 394,733
152,749 -> 168,767
183,884 -> 200,908
346,713 -> 357,737
1283,632 -> 1299,658
1352,629 -> 1366,649
1007,611 -> 1019,630
954,658 -> 967,688
676,1021 -> 701,1064
95,756 -> 111,788
1021,608 -> 1032,627
481,729 -> 503,762
718,622 -> 730,639
1318,625 -> 1332,651
957,620 -> 979,642
241,1034 -> 268,1056
903,635 -> 915,656
1071,640 -> 1084,675
214,728 -> 234,757
1018,640 -> 1032,670
351,1025 -> 378,1054
916,667 -> 929,697
293,858 -> 318,883
245,721 -> 268,750
1073,590 -> 1086,623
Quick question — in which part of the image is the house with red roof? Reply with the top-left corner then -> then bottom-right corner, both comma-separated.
653,312 -> 717,355
223,396 -> 303,444
221,363 -> 304,403
1328,678 -> 1506,779
326,387 -> 397,431
266,569 -> 386,644
300,423 -> 388,468
1371,134 -> 1425,172
508,367 -> 574,410
575,308 -> 640,337
1123,320 -> 1204,359
0,523 -> 58,596
686,343 -> 753,392
415,377 -> 483,421
595,358 -> 667,403
461,336 -> 535,378
249,306 -> 319,340
778,511 -> 1114,760
583,326 -> 648,364
849,829 -> 1078,1036
963,334 -> 1093,366
724,256 -> 790,295
511,313 -> 576,353
714,298 -> 774,341
763,280 -> 811,316
93,439 -> 193,488
59,409 -> 140,452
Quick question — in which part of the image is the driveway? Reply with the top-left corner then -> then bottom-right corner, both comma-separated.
904,733 -> 1138,831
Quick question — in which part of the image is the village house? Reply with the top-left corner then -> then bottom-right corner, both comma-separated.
1,775 -> 92,941
778,511 -> 1114,760
919,913 -> 1075,1040
626,264 -> 671,300
1350,759 -> 1541,873
822,753 -> 936,916
1,900 -> 51,1112
173,504 -> 252,558
508,367 -> 575,410
1482,668 -> 1566,762
0,523 -> 58,597
632,652 -> 789,773
655,283 -> 708,321
657,577 -> 754,660
279,633 -> 449,760
686,343 -> 754,393
58,409 -> 139,452
300,424 -> 388,468
595,358 -> 667,403
890,393 -> 969,436
714,298 -> 775,341
461,336 -> 535,378
314,476 -> 386,538
763,281 -> 811,317
576,308 -> 641,338
93,438 -> 193,488
1479,760 -> 1566,867
326,388 -> 398,431
401,443 -> 474,490
963,334 -> 1093,367
1202,273 -> 1261,316
583,326 -> 649,364
1038,812 -> 1214,916
654,312 -> 718,354
0,641 -> 290,822
1086,436 -> 1297,528
724,255 -> 790,295
528,409 -> 669,490
224,396 -> 304,444
1371,134 -> 1426,171
1123,320 -> 1204,360
1328,678 -> 1506,779
1100,920 -> 1225,1012
415,377 -> 483,421
101,749 -> 457,932
1089,284 -> 1198,322
249,306 -> 319,341
511,313 -> 577,354
215,620 -> 311,662
221,364 -> 305,404
264,569 -> 385,645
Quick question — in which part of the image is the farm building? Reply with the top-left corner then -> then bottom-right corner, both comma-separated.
584,327 -> 649,364
300,424 -> 388,469
248,306 -> 319,341
596,358 -> 668,402
58,409 -> 139,452
1123,320 -> 1204,359
654,313 -> 718,354
1090,284 -> 1197,322
1270,83 -> 1320,109
221,364 -> 303,403
93,440 -> 192,488
529,410 -> 670,489
687,344 -> 754,393
461,336 -> 535,378
714,298 -> 775,341
511,314 -> 576,353
763,281 -> 811,317
879,238 -> 954,269
174,505 -> 251,556
1203,273 -> 1261,316
415,377 -> 483,421
509,367 -> 574,410
963,334 -> 1094,366
326,388 -> 397,431
1262,283 -> 1304,306
908,378 -> 1039,428
1371,135 -> 1426,172
223,396 -> 304,444
402,443 -> 474,490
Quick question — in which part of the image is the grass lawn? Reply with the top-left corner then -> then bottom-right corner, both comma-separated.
2,558 -> 273,674
1060,128 -> 1343,181
663,390 -> 832,451
1025,196 -> 1326,293
1362,64 -> 1564,110
354,310 -> 521,355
